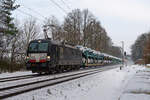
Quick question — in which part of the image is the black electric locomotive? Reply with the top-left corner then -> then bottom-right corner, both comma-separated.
26,39 -> 82,74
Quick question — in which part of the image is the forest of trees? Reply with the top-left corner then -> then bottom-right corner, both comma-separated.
131,32 -> 150,64
0,0 -> 122,72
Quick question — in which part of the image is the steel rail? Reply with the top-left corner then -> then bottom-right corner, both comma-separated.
0,65 -> 119,99
0,74 -> 39,83
0,64 -> 113,83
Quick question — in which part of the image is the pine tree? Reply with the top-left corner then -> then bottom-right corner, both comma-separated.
1,0 -> 20,35
0,0 -> 19,60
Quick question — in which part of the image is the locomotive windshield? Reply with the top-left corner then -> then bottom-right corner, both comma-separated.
28,42 -> 48,52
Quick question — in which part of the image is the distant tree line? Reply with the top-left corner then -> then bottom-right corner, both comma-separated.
131,32 -> 150,64
0,0 -> 122,72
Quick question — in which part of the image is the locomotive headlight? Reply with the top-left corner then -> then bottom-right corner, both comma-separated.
26,56 -> 29,60
47,56 -> 50,61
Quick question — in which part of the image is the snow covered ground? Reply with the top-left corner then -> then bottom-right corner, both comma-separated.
119,66 -> 150,100
0,71 -> 33,78
1,64 -> 148,100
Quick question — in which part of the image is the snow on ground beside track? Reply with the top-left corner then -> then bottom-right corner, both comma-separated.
0,71 -> 33,78
119,66 -> 150,100
4,64 -> 145,100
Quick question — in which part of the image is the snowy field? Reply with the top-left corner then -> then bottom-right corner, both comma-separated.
1,64 -> 148,100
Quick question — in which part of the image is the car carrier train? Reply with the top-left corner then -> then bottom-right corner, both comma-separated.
26,39 -> 122,74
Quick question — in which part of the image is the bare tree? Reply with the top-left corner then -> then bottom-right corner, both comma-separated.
20,18 -> 40,52
63,9 -> 82,45
43,9 -> 119,57
63,9 -> 113,52
82,9 -> 95,46
6,18 -> 40,63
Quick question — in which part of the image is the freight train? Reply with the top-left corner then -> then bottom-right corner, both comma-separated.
26,39 -> 122,74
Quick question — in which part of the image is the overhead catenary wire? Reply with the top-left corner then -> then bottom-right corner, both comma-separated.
63,0 -> 74,9
60,0 -> 71,10
48,0 -> 68,14
16,9 -> 43,21
15,1 -> 68,21
19,4 -> 46,19
3,0 -> 72,25
15,1 -> 45,21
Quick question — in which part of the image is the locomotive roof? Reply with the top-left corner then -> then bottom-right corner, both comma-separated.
30,39 -> 60,45
30,39 -> 78,50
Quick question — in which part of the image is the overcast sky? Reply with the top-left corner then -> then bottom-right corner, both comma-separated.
14,0 -> 150,54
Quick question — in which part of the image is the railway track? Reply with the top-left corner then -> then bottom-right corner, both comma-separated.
0,68 -> 101,83
0,64 -> 110,83
0,65 -> 120,99
0,74 -> 39,83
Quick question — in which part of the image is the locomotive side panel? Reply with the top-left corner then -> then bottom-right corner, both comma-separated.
57,46 -> 82,66
50,45 -> 58,67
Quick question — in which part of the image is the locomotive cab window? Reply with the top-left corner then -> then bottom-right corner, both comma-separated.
28,42 -> 49,52
29,42 -> 38,52
39,43 -> 49,51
